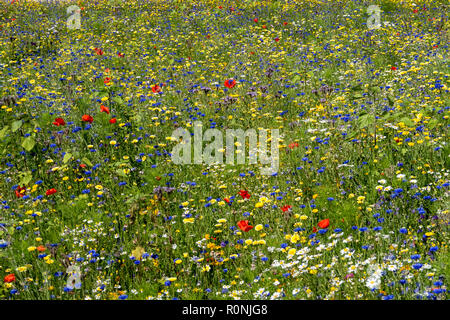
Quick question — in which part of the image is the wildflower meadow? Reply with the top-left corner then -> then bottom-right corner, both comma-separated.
0,0 -> 448,301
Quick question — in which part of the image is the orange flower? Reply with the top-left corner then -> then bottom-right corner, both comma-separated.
152,84 -> 162,93
100,105 -> 110,114
52,117 -> 65,126
46,188 -> 57,196
237,220 -> 253,232
93,47 -> 103,55
239,190 -> 250,199
4,274 -> 15,283
318,219 -> 330,229
82,114 -> 94,123
15,186 -> 26,198
224,79 -> 236,89
37,245 -> 46,252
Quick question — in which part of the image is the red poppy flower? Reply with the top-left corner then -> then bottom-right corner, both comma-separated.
52,117 -> 65,126
15,186 -> 26,198
152,84 -> 161,93
413,9 -> 418,13
82,114 -> 93,123
94,47 -> 103,55
109,118 -> 117,124
275,37 -> 280,42
253,18 -> 258,23
100,105 -> 110,114
262,25 -> 267,29
80,164 -> 86,168
239,190 -> 250,199
3,274 -> 15,283
237,220 -> 253,232
281,205 -> 292,212
117,52 -> 124,58
288,142 -> 299,149
46,188 -> 57,196
224,198 -> 230,203
283,22 -> 288,25
391,66 -> 397,71
318,218 -> 330,229
224,79 -> 236,89
37,245 -> 46,252
104,77 -> 111,85
312,227 -> 317,233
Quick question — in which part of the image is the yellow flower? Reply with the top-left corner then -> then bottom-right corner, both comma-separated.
255,224 -> 263,231
201,265 -> 211,272
290,234 -> 300,243
183,218 -> 194,224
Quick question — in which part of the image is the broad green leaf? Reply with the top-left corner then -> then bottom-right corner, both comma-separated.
116,168 -> 127,177
82,157 -> 93,167
19,171 -> 32,186
356,114 -> 372,129
400,117 -> 414,127
0,126 -> 9,139
11,120 -> 22,132
292,75 -> 302,83
428,119 -> 438,129
352,92 -> 363,99
112,97 -> 124,105
369,86 -> 381,93
63,152 -> 73,164
22,137 -> 36,151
